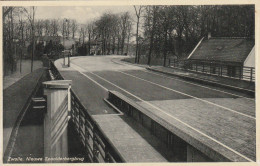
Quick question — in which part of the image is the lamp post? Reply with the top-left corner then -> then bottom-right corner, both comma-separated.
13,38 -> 19,73
63,18 -> 68,66
66,19 -> 70,67
63,20 -> 65,65
63,18 -> 71,67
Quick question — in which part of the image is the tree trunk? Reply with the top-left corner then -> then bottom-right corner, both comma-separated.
88,33 -> 91,55
31,7 -> 35,72
112,37 -> 115,54
126,30 -> 130,55
117,37 -> 120,55
135,17 -> 139,63
148,7 -> 157,66
163,30 -> 168,67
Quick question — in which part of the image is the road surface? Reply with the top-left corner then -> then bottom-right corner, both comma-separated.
55,55 -> 255,162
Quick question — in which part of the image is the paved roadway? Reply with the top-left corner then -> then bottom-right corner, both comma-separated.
55,55 -> 255,162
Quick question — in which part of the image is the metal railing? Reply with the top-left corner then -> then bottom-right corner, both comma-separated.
50,61 -> 64,80
49,60 -> 125,163
70,92 -> 124,163
169,59 -> 255,82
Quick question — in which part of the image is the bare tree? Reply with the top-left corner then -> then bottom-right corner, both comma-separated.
43,19 -> 50,36
50,19 -> 60,36
119,12 -> 131,54
71,19 -> 78,39
134,5 -> 143,63
17,8 -> 26,73
86,22 -> 95,54
79,24 -> 87,44
3,7 -> 15,75
66,19 -> 71,37
35,19 -> 44,37
126,20 -> 132,55
24,6 -> 36,72
145,6 -> 158,65
3,7 -> 13,22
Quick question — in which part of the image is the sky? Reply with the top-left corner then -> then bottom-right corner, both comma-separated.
35,6 -> 136,24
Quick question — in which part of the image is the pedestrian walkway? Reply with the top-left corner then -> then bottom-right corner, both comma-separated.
3,60 -> 43,90
3,68 -> 46,157
147,66 -> 255,95
93,115 -> 175,162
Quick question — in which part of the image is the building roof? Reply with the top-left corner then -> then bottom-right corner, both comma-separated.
189,37 -> 255,63
37,36 -> 62,42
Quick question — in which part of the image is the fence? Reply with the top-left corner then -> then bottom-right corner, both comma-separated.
169,59 -> 255,82
49,60 -> 125,163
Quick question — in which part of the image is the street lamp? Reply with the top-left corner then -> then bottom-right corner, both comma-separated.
63,18 -> 71,67
63,18 -> 68,66
13,38 -> 19,73
66,19 -> 70,67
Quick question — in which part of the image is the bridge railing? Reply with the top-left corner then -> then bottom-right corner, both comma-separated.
49,60 -> 125,163
168,59 -> 255,82
49,61 -> 64,80
70,91 -> 124,163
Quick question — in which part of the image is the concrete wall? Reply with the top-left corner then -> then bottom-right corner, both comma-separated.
108,91 -> 213,162
244,46 -> 255,68
44,89 -> 69,162
43,80 -> 71,162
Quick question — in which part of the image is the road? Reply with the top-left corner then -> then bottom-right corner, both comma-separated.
55,55 -> 255,162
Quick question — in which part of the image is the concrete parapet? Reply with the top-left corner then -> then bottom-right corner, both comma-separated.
107,90 -> 235,162
42,80 -> 72,162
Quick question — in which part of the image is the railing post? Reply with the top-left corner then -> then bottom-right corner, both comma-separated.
250,67 -> 253,82
239,67 -> 242,80
42,80 -> 72,162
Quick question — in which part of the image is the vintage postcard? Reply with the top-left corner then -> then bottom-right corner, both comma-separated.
1,0 -> 259,166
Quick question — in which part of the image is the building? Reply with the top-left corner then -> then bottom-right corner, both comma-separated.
87,40 -> 102,55
186,34 -> 255,81
36,36 -> 62,46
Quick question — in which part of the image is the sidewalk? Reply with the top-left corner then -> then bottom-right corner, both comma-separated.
3,68 -> 46,159
3,60 -> 43,90
147,66 -> 255,96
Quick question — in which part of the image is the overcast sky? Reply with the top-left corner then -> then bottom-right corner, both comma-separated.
35,6 -> 135,24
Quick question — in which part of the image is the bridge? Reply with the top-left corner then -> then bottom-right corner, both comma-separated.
3,55 -> 255,163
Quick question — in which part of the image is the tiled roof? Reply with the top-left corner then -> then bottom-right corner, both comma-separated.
189,38 -> 254,63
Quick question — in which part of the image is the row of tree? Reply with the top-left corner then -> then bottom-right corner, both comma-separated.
77,12 -> 132,55
136,5 -> 254,66
3,7 -> 81,76
3,5 -> 255,76
3,7 -> 36,76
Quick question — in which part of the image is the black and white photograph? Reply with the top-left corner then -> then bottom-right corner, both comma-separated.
1,1 -> 258,165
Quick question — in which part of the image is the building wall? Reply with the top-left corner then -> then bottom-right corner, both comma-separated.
189,62 -> 242,78
244,46 -> 255,68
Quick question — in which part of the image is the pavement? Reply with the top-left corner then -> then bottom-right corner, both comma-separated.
55,55 -> 256,162
3,60 -> 43,90
93,115 -> 176,162
3,68 -> 45,157
147,66 -> 255,96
